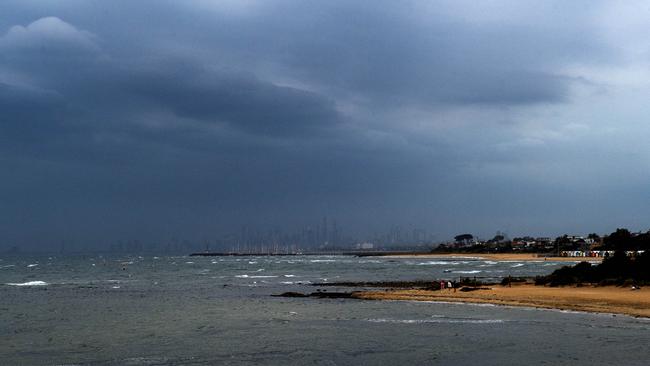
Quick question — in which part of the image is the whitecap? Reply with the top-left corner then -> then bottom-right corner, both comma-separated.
27,264 -> 38,268
483,261 -> 498,265
6,281 -> 48,286
235,275 -> 278,278
248,261 -> 258,264
453,270 -> 482,274
310,259 -> 336,263
511,263 -> 525,268
416,261 -> 450,266
185,261 -> 194,264
284,274 -> 296,277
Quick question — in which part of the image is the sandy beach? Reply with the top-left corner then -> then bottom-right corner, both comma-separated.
353,283 -> 650,318
386,253 -> 603,262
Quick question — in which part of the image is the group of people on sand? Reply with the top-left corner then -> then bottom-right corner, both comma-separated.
438,280 -> 457,292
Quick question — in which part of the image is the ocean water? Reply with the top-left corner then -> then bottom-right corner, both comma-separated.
1,255 -> 649,365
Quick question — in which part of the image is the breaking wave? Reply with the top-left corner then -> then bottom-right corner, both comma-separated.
453,270 -> 482,274
6,281 -> 48,286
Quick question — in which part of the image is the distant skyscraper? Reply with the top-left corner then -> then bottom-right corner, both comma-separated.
322,216 -> 328,244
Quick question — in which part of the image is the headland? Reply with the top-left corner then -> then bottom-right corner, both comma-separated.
278,252 -> 650,317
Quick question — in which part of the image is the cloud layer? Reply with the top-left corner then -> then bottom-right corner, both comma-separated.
1,1 -> 649,249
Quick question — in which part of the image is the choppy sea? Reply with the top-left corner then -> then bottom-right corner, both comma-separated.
1,254 -> 649,365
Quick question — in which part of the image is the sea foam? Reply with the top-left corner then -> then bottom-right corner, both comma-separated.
453,270 -> 482,274
6,281 -> 48,286
416,261 -> 453,266
235,275 -> 278,278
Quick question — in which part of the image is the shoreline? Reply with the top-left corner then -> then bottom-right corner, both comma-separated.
351,283 -> 650,318
384,253 -> 603,262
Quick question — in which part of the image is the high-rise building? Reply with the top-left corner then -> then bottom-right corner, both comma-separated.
322,216 -> 328,244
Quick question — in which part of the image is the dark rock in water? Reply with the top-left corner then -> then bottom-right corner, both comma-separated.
274,291 -> 356,299
274,292 -> 310,298
313,280 -> 437,289
311,291 -> 354,299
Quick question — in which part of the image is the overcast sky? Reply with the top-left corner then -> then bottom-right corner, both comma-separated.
1,1 -> 649,249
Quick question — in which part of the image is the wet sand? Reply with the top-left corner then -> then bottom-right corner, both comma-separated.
354,283 -> 650,318
386,253 -> 603,262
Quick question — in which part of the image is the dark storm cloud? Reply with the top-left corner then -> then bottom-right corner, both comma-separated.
121,67 -> 341,136
207,1 -> 600,107
0,82 -> 71,155
0,82 -> 63,127
0,15 -> 343,143
3,1 -> 591,108
0,1 -> 648,249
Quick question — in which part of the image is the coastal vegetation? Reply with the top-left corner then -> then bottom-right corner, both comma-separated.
536,250 -> 650,286
433,228 -> 650,254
